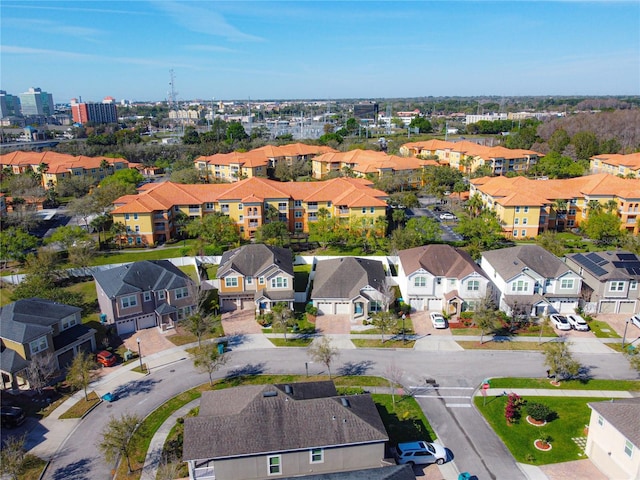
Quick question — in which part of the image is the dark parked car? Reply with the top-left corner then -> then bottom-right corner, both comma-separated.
1,406 -> 26,428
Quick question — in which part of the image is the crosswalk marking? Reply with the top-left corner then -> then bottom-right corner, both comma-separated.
446,403 -> 472,408
414,395 -> 471,399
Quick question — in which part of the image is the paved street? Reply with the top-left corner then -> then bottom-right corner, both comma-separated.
17,334 -> 637,480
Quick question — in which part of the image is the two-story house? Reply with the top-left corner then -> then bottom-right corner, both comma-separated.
183,381 -> 389,480
216,244 -> 295,313
565,251 -> 640,314
93,260 -> 197,336
397,245 -> 492,318
480,245 -> 582,317
311,257 -> 390,321
1,298 -> 96,390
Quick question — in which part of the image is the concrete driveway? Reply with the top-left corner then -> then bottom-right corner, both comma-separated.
221,310 -> 263,335
313,314 -> 351,334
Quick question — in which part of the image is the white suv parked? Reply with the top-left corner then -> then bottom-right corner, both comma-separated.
395,441 -> 447,465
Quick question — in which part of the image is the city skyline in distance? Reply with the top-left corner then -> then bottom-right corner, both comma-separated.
2,1 -> 639,103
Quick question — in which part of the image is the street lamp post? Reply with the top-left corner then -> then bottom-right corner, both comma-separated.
402,314 -> 406,343
622,320 -> 630,348
136,337 -> 144,372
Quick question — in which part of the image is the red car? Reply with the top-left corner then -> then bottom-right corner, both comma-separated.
96,350 -> 117,367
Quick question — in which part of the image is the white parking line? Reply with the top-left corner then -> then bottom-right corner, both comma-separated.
446,403 -> 472,408
414,395 -> 472,399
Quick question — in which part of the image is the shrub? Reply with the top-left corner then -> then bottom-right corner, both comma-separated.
504,393 -> 524,424
257,313 -> 273,327
526,402 -> 554,422
539,433 -> 553,445
305,304 -> 318,316
460,312 -> 474,320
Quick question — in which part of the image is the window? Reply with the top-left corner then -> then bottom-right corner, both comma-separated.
370,207 -> 375,213
278,202 -> 288,211
515,206 -> 521,213
630,280 -> 637,290
225,277 -> 238,288
362,207 -> 366,214
267,455 -> 281,475
521,230 -> 526,237
133,213 -> 138,220
514,218 -> 519,225
144,292 -> 151,302
246,276 -> 253,285
61,316 -> 77,330
175,287 -> 189,299
294,211 -> 303,218
524,206 -> 529,213
327,201 -> 332,207
414,276 -> 426,287
522,218 -> 528,225
511,280 -> 528,292
609,281 -> 625,292
125,213 -> 130,220
294,200 -> 302,207
135,225 -> 140,233
157,290 -> 166,300
560,278 -> 574,289
310,448 -> 324,463
30,336 -> 48,355
625,440 -> 633,458
205,202 -> 214,210
238,203 -> 243,209
513,230 -> 518,237
597,415 -> 604,426
259,277 -> 265,284
271,277 -> 288,289
294,221 -> 303,230
467,280 -> 480,291
121,295 -> 138,308
569,209 -> 576,215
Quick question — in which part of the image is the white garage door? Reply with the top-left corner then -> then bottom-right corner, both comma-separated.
428,299 -> 442,311
335,303 -> 351,315
558,302 -> 575,314
116,318 -> 136,335
316,302 -> 333,315
137,314 -> 156,330
619,301 -> 636,314
409,298 -> 425,311
599,301 -> 616,314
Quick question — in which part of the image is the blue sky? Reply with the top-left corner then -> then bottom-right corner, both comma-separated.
2,1 -> 639,103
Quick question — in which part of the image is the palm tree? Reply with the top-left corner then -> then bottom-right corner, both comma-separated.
604,199 -> 619,214
467,193 -> 484,217
553,199 -> 568,232
587,200 -> 602,214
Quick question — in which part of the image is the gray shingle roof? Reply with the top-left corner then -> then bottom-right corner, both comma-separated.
398,244 -> 487,279
482,245 -> 569,280
0,298 -> 81,344
0,347 -> 30,375
183,382 -> 388,461
311,257 -> 386,300
92,260 -> 193,298
281,465 -> 416,480
218,244 -> 294,279
588,398 -> 640,447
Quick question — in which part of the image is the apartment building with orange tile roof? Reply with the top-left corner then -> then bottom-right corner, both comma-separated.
400,139 -> 541,176
0,151 -> 132,189
470,173 -> 640,238
590,152 -> 640,178
194,143 -> 337,182
111,177 -> 388,246
310,149 -> 433,186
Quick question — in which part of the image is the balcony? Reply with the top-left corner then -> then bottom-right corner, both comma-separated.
338,207 -> 349,215
307,204 -> 318,212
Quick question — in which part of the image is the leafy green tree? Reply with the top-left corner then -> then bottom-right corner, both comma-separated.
99,168 -> 144,189
455,209 -> 504,259
56,175 -> 95,197
66,350 -> 99,401
571,131 -> 599,160
389,227 -> 422,251
548,129 -> 571,154
12,274 -> 83,306
98,413 -> 142,474
226,121 -> 248,141
47,225 -> 91,250
186,212 -> 240,248
581,211 -> 622,244
504,124 -> 539,149
345,118 -> 359,134
274,159 -> 311,181
371,310 -> 397,343
0,227 -> 38,264
255,221 -> 290,247
182,126 -> 201,144
170,167 -> 202,184
186,313 -> 217,348
193,343 -> 228,386
409,116 -> 432,133
473,297 -> 501,344
531,152 -> 587,178
405,216 -> 441,243
92,182 -> 136,212
308,337 -> 339,379
308,207 -> 335,248
535,231 -> 566,257
543,341 -> 581,381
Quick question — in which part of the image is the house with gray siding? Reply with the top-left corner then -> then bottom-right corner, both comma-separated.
565,251 -> 640,315
93,260 -> 196,336
183,381 -> 389,480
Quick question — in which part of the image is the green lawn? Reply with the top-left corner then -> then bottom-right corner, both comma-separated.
487,377 -> 640,391
59,391 -> 101,419
372,394 -> 437,445
293,264 -> 311,293
451,324 -> 557,338
178,265 -> 199,282
457,340 -> 546,351
475,395 -> 600,465
351,338 -> 416,348
587,320 -> 621,339
268,337 -> 314,347
91,246 -> 190,266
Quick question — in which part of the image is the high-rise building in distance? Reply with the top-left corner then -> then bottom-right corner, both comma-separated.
71,97 -> 118,124
18,87 -> 54,116
0,91 -> 22,118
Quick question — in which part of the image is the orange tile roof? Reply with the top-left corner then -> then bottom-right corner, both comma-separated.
112,177 -> 388,213
592,153 -> 640,169
401,140 -> 541,161
0,151 -> 131,173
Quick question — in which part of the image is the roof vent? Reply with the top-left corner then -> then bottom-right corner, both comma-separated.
263,391 -> 278,398
284,384 -> 293,395
341,398 -> 350,408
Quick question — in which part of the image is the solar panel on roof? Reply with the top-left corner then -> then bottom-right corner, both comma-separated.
573,253 -> 608,276
586,252 -> 608,266
617,253 -> 638,261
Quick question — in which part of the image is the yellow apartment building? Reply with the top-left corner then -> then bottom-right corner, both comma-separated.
590,153 -> 640,178
0,151 -> 131,189
111,177 -> 388,245
471,173 -> 640,238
